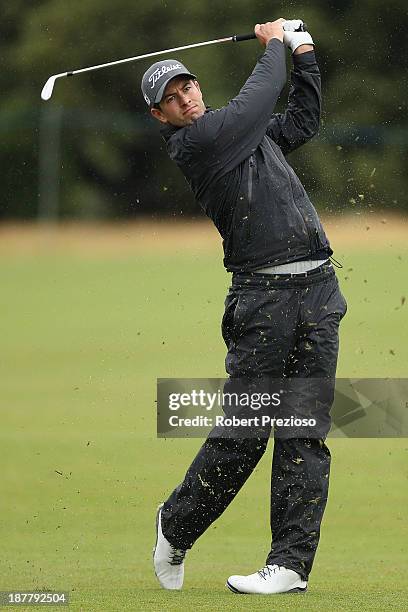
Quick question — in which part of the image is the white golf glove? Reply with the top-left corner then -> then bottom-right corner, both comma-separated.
283,19 -> 305,32
283,30 -> 314,53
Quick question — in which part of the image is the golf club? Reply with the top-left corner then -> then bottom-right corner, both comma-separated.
41,20 -> 307,101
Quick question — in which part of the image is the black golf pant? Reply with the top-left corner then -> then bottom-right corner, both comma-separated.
161,263 -> 347,581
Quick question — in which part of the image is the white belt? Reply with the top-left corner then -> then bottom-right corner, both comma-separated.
255,258 -> 329,275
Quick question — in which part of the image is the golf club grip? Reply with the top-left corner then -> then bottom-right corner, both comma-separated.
233,33 -> 257,42
233,22 -> 307,42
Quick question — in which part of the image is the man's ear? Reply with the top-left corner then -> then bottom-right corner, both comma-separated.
151,107 -> 167,124
194,79 -> 201,93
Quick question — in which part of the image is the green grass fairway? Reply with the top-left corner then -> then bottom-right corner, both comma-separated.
1,227 -> 407,610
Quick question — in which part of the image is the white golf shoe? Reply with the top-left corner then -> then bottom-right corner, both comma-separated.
153,503 -> 186,590
226,564 -> 307,594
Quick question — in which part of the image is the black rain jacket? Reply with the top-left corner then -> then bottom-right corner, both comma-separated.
160,39 -> 332,272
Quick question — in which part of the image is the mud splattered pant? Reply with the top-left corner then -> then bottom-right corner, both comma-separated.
161,263 -> 347,581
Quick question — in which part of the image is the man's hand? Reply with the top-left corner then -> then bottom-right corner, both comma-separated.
254,19 -> 286,47
283,30 -> 314,54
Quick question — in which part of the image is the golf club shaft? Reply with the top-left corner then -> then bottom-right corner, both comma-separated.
68,22 -> 307,78
41,21 -> 307,100
68,36 -> 234,78
41,35 -> 240,100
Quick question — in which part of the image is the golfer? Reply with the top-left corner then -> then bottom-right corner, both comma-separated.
142,19 -> 347,595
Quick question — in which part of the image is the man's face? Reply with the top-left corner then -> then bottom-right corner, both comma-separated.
150,77 -> 206,127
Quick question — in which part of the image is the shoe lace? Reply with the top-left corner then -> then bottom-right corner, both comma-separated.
168,546 -> 186,566
257,564 -> 280,580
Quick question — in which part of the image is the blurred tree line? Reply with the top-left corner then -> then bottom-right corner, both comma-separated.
1,0 -> 408,220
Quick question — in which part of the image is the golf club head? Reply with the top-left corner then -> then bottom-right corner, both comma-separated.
41,76 -> 57,100
41,73 -> 67,100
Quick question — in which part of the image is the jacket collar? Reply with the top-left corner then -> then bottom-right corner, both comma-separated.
159,106 -> 212,142
160,122 -> 178,142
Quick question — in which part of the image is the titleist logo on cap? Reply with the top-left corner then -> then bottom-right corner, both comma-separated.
149,63 -> 183,89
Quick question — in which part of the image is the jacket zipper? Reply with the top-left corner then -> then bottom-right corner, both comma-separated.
245,155 -> 255,240
274,151 -> 315,254
248,155 -> 255,205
